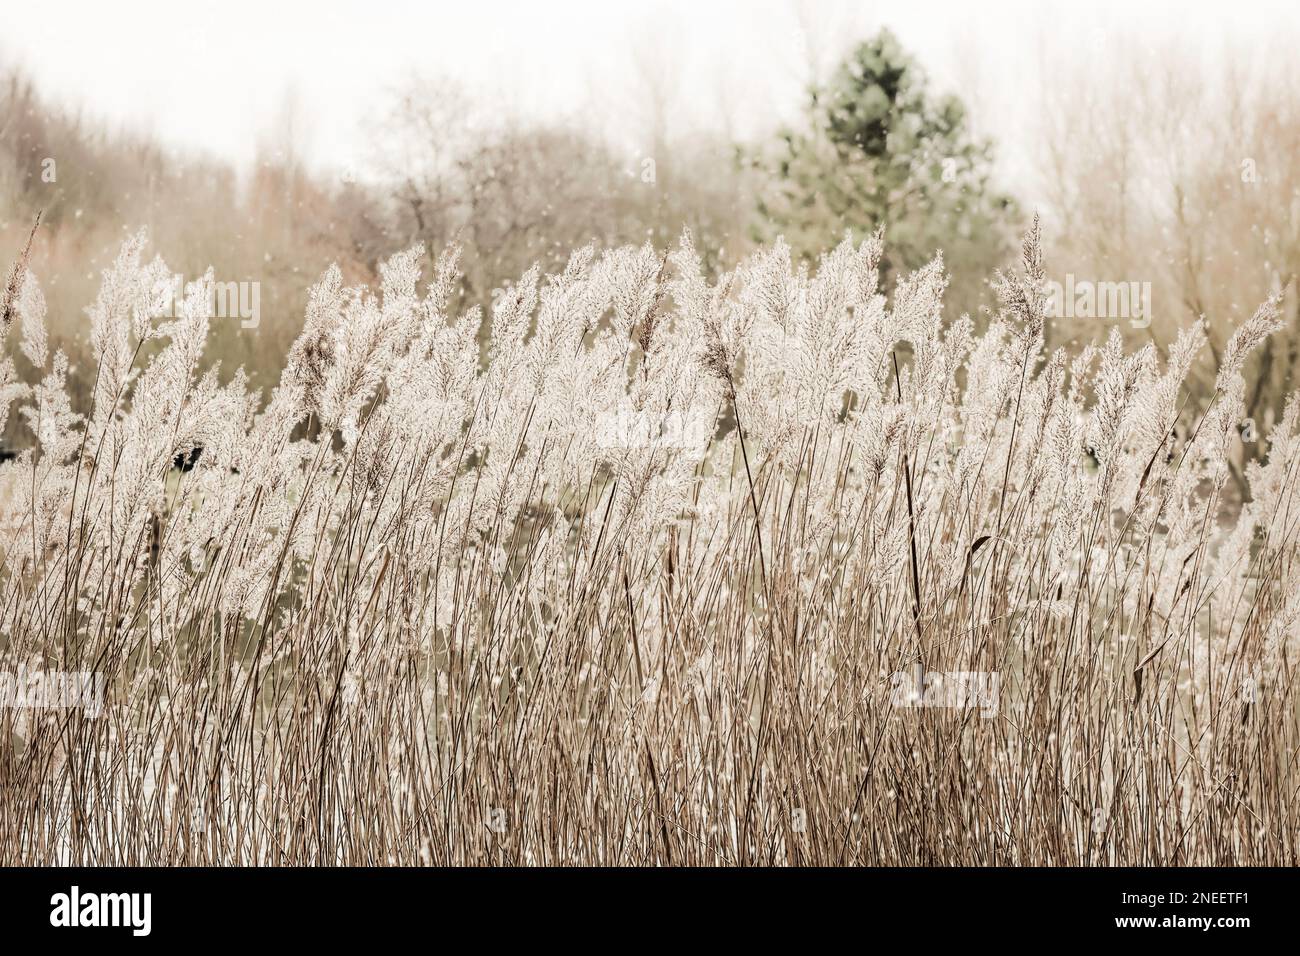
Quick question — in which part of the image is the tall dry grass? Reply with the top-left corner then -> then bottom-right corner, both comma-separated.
0,217 -> 1297,865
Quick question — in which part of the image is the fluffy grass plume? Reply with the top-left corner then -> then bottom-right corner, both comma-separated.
1,220 -> 1297,865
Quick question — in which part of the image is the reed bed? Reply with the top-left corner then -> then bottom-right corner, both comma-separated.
0,218 -> 1297,865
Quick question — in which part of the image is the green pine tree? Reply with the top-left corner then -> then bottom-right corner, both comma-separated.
751,29 -> 1018,318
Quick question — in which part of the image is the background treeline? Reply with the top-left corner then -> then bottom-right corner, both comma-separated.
2,28 -> 1297,497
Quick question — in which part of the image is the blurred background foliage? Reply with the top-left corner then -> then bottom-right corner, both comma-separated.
2,25 -> 1296,496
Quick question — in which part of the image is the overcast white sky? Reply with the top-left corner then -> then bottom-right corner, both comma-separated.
3,0 -> 1299,188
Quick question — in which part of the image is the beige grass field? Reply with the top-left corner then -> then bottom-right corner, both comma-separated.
1,218 -> 1298,865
